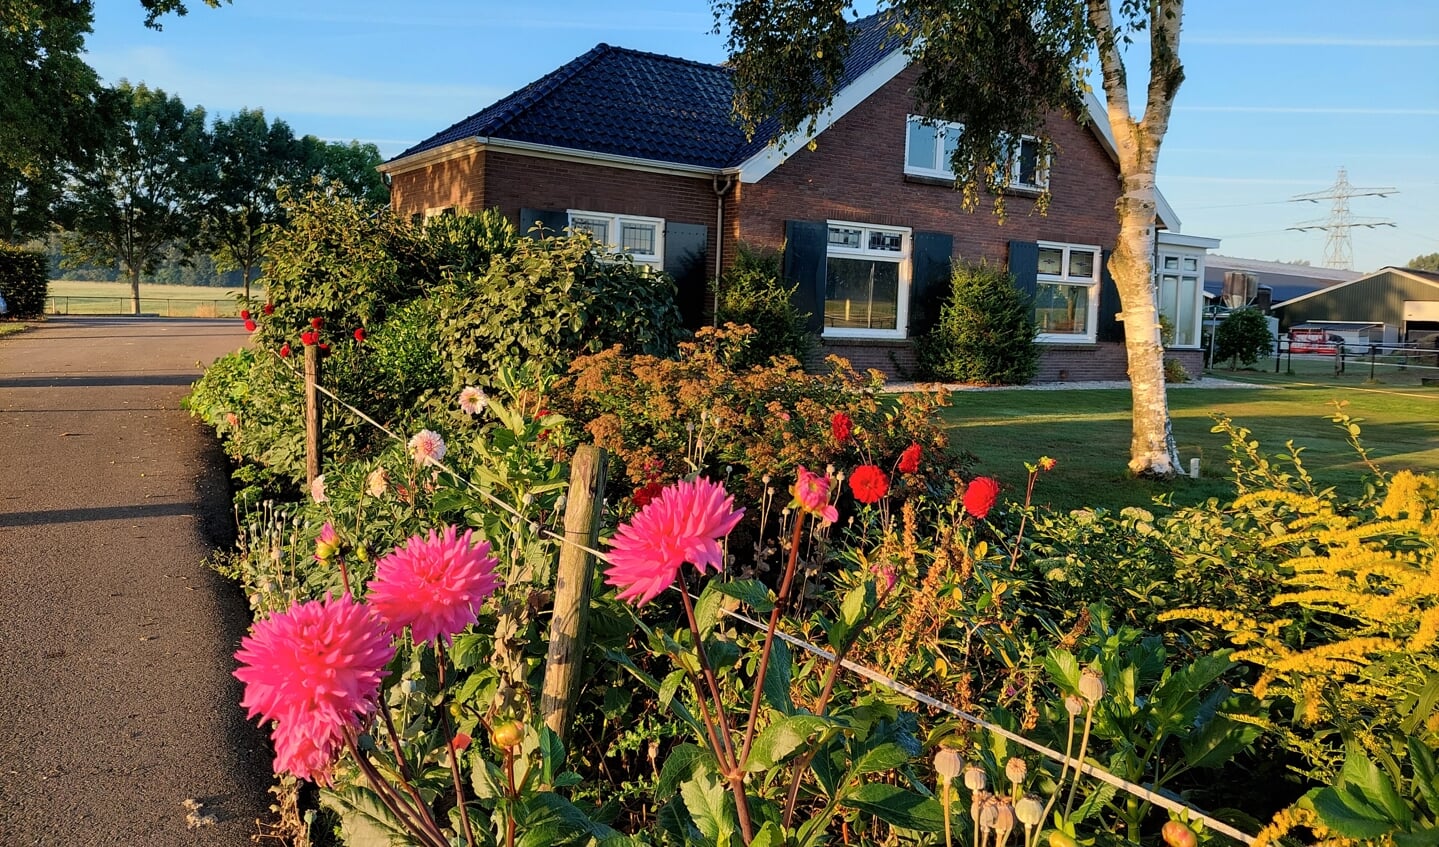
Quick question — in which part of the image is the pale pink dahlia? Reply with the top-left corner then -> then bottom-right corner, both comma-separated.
458,386 -> 487,416
407,429 -> 446,466
792,466 -> 839,525
233,594 -> 395,783
367,526 -> 501,645
365,467 -> 389,498
605,477 -> 745,606
310,473 -> 327,504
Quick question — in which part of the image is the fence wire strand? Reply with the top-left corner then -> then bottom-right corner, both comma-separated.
272,350 -> 1257,844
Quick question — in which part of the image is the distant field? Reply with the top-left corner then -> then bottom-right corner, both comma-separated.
45,280 -> 262,317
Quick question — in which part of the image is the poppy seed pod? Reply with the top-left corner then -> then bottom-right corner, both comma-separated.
1079,669 -> 1106,704
1005,757 -> 1027,785
1064,694 -> 1084,716
970,789 -> 991,822
1015,794 -> 1044,826
934,748 -> 963,781
993,798 -> 1015,845
963,764 -> 987,792
978,795 -> 1000,831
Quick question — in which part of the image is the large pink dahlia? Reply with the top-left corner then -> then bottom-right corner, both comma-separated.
605,477 -> 745,606
233,594 -> 395,782
367,526 -> 501,645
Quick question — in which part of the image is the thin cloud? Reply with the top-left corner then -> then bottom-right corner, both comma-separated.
1187,34 -> 1439,47
1176,106 -> 1439,116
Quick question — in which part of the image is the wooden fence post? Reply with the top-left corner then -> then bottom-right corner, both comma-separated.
541,445 -> 608,744
304,343 -> 322,486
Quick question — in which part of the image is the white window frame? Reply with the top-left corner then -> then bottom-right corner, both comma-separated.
1034,241 -> 1101,343
823,220 -> 912,340
566,209 -> 664,269
423,206 -> 456,221
1002,135 -> 1049,191
904,115 -> 963,180
1155,248 -> 1205,349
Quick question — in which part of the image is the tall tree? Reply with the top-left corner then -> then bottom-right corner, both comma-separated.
1407,252 -> 1439,273
0,0 -> 107,243
715,0 -> 1188,476
301,138 -> 391,206
206,108 -> 302,302
59,82 -> 212,314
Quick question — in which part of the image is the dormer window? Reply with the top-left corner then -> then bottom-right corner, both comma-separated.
904,115 -> 962,180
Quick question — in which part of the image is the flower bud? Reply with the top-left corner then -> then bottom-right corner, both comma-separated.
1005,757 -> 1027,785
1015,794 -> 1044,826
1162,821 -> 1198,847
1064,695 -> 1084,716
934,748 -> 963,781
490,720 -> 524,749
963,764 -> 987,792
1079,670 -> 1106,704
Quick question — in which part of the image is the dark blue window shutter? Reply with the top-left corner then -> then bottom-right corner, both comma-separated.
1008,240 -> 1038,298
519,208 -> 568,239
1097,249 -> 1124,342
783,220 -> 828,334
663,222 -> 709,330
908,231 -> 954,336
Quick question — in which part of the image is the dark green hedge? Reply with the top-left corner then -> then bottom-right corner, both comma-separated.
0,245 -> 48,318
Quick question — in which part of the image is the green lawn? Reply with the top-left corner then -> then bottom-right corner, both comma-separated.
46,280 -> 259,317
0,322 -> 29,339
938,368 -> 1439,513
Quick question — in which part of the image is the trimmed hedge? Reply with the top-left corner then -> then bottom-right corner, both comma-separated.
0,245 -> 48,318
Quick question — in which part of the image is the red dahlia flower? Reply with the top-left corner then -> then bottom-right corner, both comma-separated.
963,477 -> 1001,519
243,319 -> 257,332
898,442 -> 922,474
353,327 -> 365,343
240,309 -> 251,320
848,464 -> 889,504
310,316 -> 323,329
279,343 -> 291,358
831,411 -> 853,443
262,302 -> 274,315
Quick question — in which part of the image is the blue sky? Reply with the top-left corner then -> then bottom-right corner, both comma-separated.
86,0 -> 1438,272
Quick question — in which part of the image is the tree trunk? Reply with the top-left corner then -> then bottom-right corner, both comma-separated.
128,266 -> 142,316
242,263 -> 252,304
1112,188 -> 1180,478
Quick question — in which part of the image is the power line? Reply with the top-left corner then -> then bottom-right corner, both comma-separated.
1287,167 -> 1397,269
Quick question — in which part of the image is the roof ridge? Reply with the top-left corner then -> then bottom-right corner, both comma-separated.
603,42 -> 731,74
480,42 -> 616,137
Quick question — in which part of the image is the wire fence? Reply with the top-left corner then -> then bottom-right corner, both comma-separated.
1268,339 -> 1439,386
46,295 -> 244,318
274,348 -> 1260,845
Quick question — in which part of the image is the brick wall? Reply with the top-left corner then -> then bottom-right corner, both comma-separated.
808,340 -> 920,379
389,148 -> 487,219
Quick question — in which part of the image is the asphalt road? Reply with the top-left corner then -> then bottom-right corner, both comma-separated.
0,317 -> 272,845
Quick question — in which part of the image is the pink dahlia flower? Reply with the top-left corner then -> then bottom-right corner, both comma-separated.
310,474 -> 327,504
233,594 -> 395,783
458,386 -> 487,416
367,526 -> 501,645
408,429 -> 446,466
314,521 -> 339,562
605,477 -> 745,606
792,466 -> 839,525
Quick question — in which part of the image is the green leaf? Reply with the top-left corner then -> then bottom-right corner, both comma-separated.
319,785 -> 411,847
840,582 -> 868,631
658,743 -> 711,800
717,578 -> 775,615
680,770 -> 736,845
1303,787 -> 1393,839
1337,742 -> 1411,825
1044,649 -> 1081,691
659,669 -> 687,712
848,741 -> 911,778
761,638 -> 795,715
749,820 -> 783,847
746,715 -> 833,771
844,783 -> 945,832
696,582 -> 726,638
1181,713 -> 1262,769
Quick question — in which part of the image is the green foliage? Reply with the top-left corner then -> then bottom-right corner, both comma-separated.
431,229 -> 685,389
1213,307 -> 1273,367
0,243 -> 48,317
1163,357 -> 1191,383
421,207 -> 517,282
915,260 -> 1038,385
1406,252 -> 1439,272
714,243 -> 814,368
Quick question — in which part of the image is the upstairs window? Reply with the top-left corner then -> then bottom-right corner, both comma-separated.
568,210 -> 664,268
824,221 -> 911,339
1003,136 -> 1048,191
904,115 -> 962,179
1034,241 -> 1101,341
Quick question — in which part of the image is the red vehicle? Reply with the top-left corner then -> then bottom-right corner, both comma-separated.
1289,327 -> 1340,355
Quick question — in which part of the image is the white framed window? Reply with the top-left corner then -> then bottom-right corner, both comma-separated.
1156,250 -> 1203,348
904,115 -> 963,179
422,206 -> 456,222
567,210 -> 664,268
824,220 -> 911,339
1034,241 -> 1101,342
1002,135 -> 1049,191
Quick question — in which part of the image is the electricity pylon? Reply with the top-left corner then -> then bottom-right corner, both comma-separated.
1287,167 -> 1397,270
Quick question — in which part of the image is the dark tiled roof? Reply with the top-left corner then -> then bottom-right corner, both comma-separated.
390,13 -> 901,169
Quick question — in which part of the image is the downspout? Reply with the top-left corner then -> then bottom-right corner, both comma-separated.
712,173 -> 737,327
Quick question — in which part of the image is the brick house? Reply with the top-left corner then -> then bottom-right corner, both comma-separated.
379,14 -> 1216,381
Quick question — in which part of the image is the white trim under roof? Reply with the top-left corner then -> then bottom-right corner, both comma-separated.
1157,232 -> 1220,250
736,47 -> 911,183
380,136 -> 725,181
1275,267 -> 1439,310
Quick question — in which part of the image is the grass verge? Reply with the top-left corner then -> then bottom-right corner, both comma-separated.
0,322 -> 29,339
937,369 -> 1439,513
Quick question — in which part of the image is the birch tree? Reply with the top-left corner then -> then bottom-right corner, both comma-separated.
714,0 -> 1187,476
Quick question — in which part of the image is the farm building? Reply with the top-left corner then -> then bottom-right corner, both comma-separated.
1272,266 -> 1439,346
1203,255 -> 1359,306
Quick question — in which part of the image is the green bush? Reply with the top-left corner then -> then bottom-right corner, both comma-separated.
431,230 -> 686,389
714,244 -> 814,368
0,244 -> 48,318
915,260 -> 1038,385
1213,307 -> 1273,367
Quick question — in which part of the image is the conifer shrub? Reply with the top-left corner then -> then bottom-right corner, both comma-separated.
0,244 -> 49,318
915,260 -> 1038,385
714,244 -> 814,368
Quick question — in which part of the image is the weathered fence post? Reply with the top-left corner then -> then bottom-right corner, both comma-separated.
304,343 -> 322,486
541,445 -> 608,744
